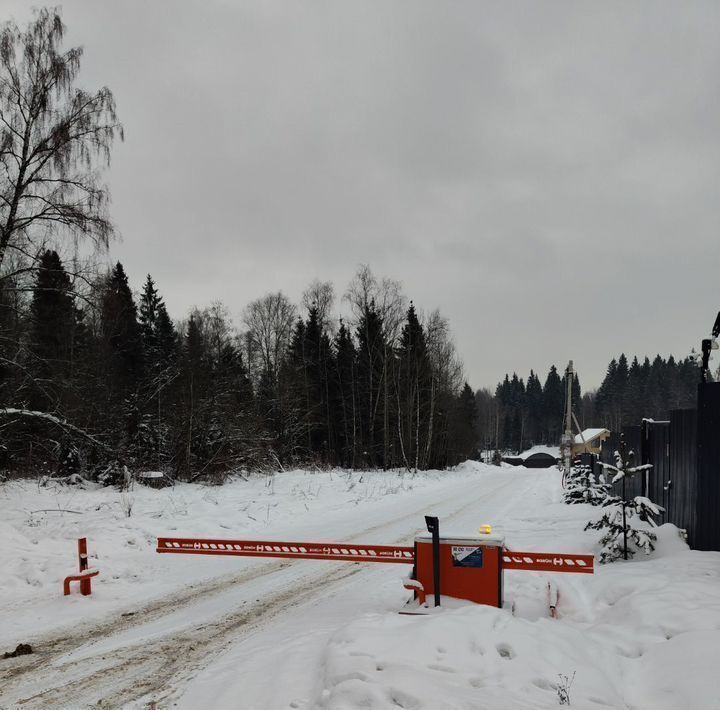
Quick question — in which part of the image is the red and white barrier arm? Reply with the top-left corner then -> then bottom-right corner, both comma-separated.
502,550 -> 594,574
157,538 -> 593,573
156,537 -> 415,564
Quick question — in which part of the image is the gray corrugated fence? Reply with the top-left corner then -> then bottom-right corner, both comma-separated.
694,383 -> 720,550
599,409 -> 700,545
668,409 -> 697,543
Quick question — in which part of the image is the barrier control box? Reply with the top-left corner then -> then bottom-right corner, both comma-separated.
414,531 -> 505,607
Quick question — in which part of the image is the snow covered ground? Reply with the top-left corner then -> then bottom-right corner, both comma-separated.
1,463 -> 719,709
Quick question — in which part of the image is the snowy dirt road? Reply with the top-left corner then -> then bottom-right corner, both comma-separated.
0,467 -> 544,709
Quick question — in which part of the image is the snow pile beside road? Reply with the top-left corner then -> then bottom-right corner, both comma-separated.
317,522 -> 720,710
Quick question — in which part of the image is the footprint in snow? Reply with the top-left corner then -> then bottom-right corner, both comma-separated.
531,678 -> 554,691
496,642 -> 515,659
469,639 -> 485,655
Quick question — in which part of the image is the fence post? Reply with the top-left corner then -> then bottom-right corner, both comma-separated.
640,419 -> 650,498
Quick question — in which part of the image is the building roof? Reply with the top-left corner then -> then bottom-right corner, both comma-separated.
574,428 -> 610,445
517,445 -> 560,460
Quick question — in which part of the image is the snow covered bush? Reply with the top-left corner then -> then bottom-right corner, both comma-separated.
584,435 -> 663,562
585,495 -> 663,563
563,463 -> 610,505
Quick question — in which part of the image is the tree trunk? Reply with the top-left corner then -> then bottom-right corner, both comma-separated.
424,376 -> 436,469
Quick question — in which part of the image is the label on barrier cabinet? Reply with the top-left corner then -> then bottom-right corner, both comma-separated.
451,546 -> 484,568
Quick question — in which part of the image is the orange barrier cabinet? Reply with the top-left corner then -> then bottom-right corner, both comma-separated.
414,532 -> 505,607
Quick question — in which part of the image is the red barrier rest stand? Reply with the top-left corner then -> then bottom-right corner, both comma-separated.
63,537 -> 99,596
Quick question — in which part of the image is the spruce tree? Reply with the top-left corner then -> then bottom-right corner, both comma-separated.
99,263 -> 144,449
333,321 -> 357,467
542,365 -> 564,444
511,408 -> 522,453
614,353 -> 629,427
155,303 -> 178,367
303,306 -> 328,457
205,340 -> 255,473
139,275 -> 160,355
30,250 -> 74,367
175,314 -> 208,476
139,275 -> 177,370
282,317 -> 310,459
525,370 -> 543,445
101,262 -> 144,391
355,301 -> 386,468
495,374 -> 511,448
135,278 -> 177,469
584,435 -> 661,562
397,303 -> 431,469
564,462 -> 611,505
594,358 -> 617,427
28,251 -> 76,410
443,382 -> 479,464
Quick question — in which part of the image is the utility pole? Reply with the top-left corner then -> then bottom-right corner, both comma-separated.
561,360 -> 574,478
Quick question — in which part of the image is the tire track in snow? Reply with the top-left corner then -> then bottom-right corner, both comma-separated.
0,472 -> 535,709
4,473 -> 510,679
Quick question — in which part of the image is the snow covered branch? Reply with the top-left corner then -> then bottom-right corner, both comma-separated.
0,409 -> 113,452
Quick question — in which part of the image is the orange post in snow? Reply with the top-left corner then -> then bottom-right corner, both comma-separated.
63,537 -> 99,596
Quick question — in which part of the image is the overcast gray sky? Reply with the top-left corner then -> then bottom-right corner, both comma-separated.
5,1 -> 720,391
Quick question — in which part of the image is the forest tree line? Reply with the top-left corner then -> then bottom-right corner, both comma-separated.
0,258 -> 478,479
475,354 -> 700,454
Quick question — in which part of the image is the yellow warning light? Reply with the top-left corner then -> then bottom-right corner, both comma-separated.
479,525 -> 492,535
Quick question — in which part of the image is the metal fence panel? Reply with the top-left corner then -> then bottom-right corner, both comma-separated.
694,383 -> 720,550
669,408 -> 697,543
602,418 -> 698,536
641,420 -> 670,524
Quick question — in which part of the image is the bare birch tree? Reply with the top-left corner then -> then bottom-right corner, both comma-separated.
345,265 -> 406,468
243,291 -> 297,385
0,8 -> 122,277
424,309 -> 464,468
301,278 -> 335,333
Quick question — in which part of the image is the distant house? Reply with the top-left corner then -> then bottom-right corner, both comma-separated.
572,428 -> 611,457
503,445 -> 560,469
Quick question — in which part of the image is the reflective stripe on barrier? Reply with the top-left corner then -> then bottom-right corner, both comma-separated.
156,537 -> 415,563
502,550 -> 594,574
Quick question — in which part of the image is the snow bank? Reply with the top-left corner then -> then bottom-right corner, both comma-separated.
315,512 -> 720,709
318,605 -> 626,709
4,463 -> 719,709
